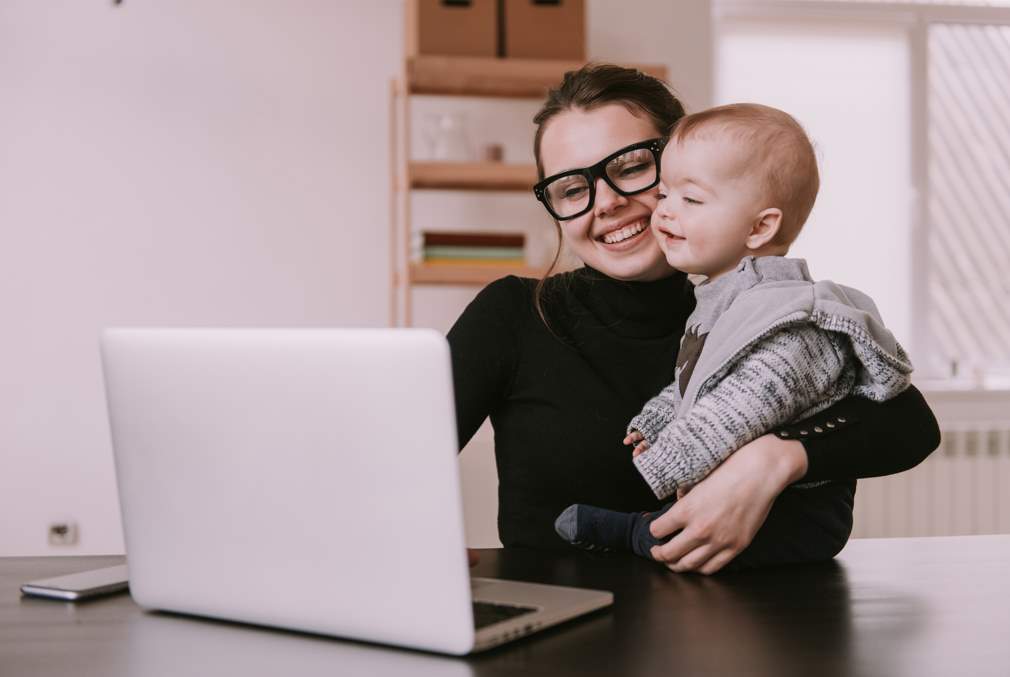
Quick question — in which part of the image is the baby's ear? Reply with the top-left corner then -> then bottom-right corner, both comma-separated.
747,208 -> 783,250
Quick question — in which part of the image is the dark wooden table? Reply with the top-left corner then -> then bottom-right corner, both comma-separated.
3,535 -> 1009,676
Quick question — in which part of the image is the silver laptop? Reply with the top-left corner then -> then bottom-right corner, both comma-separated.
101,328 -> 612,655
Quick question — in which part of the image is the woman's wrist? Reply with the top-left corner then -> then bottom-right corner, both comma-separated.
768,435 -> 809,486
740,434 -> 809,490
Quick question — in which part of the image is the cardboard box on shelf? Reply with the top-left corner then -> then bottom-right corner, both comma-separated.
503,0 -> 585,61
407,0 -> 498,58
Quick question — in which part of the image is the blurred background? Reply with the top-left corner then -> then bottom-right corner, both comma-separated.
2,0 -> 1009,556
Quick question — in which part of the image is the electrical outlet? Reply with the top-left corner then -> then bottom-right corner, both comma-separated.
48,521 -> 79,546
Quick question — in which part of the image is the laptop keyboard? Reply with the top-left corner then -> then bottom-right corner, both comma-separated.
472,601 -> 538,630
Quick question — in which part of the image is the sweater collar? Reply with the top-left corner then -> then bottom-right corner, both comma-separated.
693,256 -> 812,318
569,265 -> 691,339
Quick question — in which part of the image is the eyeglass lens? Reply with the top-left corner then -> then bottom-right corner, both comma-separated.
543,147 -> 658,219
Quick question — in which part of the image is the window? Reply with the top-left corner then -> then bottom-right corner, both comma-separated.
926,21 -> 1010,381
715,1 -> 1010,385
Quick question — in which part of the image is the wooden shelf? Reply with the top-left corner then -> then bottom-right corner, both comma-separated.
409,162 -> 537,191
409,262 -> 544,286
407,56 -> 668,99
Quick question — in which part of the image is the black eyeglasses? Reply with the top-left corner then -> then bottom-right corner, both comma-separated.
533,138 -> 666,221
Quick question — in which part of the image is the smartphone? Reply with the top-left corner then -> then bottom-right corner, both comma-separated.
20,564 -> 129,601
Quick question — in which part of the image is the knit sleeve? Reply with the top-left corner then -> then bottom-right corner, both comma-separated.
633,325 -> 854,499
446,276 -> 525,449
628,381 -> 680,443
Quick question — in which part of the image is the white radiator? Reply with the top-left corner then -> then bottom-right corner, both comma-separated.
852,390 -> 1010,538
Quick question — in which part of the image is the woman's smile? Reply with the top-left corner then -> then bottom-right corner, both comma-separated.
597,218 -> 650,249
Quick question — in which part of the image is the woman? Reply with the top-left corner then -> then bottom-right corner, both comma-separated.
449,64 -> 939,574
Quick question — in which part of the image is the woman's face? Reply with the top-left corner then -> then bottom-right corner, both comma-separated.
539,104 -> 675,282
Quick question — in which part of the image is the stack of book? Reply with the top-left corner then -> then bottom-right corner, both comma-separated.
420,231 -> 525,267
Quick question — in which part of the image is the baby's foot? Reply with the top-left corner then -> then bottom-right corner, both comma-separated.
554,504 -> 636,553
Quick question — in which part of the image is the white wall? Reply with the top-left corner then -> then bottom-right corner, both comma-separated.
589,0 -> 713,112
0,1 -> 401,555
0,0 -> 712,555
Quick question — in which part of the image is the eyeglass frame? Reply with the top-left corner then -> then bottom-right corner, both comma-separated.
532,137 -> 667,221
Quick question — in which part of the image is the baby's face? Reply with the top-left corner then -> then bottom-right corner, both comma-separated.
650,134 -> 767,279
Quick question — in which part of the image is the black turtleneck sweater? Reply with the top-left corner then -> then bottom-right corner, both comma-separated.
448,267 -> 940,551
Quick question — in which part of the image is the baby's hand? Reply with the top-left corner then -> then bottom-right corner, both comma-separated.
623,429 -> 644,447
624,430 -> 650,457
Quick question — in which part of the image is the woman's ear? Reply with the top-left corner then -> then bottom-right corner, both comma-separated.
746,208 -> 783,251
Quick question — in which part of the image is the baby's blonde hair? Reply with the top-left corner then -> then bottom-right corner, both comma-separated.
669,103 -> 819,246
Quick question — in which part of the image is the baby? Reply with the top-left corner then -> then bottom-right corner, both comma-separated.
554,103 -> 913,561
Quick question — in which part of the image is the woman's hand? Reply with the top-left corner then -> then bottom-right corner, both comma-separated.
648,434 -> 808,575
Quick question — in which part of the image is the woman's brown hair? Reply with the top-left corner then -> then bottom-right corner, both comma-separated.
531,64 -> 686,330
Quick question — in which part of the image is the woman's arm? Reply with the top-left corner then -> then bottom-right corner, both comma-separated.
783,385 -> 940,482
446,277 -> 524,449
647,386 -> 940,574
449,278 -> 525,566
633,325 -> 854,498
